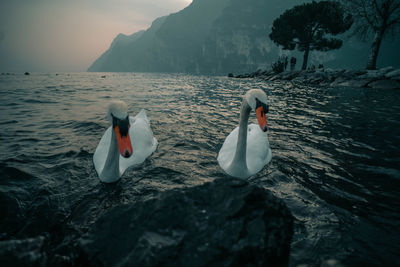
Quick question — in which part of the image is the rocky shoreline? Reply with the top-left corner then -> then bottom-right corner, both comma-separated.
0,178 -> 294,266
230,67 -> 400,89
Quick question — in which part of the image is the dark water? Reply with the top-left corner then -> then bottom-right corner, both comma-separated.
0,73 -> 399,266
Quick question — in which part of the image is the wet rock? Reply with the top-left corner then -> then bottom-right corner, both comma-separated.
320,258 -> 345,267
385,69 -> 400,79
48,254 -> 73,266
378,66 -> 394,73
280,71 -> 301,81
353,70 -> 368,76
78,178 -> 294,267
307,71 -> 329,84
234,67 -> 400,89
0,236 -> 47,266
24,72 -> 30,75
336,79 -> 374,88
343,70 -> 365,77
368,79 -> 400,89
358,67 -> 393,80
227,73 -> 234,77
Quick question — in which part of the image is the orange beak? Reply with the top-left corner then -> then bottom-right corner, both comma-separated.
256,106 -> 268,132
114,126 -> 133,158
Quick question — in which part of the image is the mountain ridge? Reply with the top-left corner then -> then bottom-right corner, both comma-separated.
88,0 -> 400,74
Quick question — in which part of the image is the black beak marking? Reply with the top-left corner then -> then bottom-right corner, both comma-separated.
255,98 -> 269,114
112,114 -> 130,136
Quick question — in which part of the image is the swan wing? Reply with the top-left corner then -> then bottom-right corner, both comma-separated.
217,126 -> 240,171
246,123 -> 272,175
217,124 -> 271,177
93,126 -> 112,177
119,110 -> 158,174
133,109 -> 149,123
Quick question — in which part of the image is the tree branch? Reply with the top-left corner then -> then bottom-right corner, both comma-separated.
362,0 -> 379,29
373,0 -> 384,19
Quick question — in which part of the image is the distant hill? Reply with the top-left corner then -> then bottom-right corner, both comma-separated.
88,0 -> 400,74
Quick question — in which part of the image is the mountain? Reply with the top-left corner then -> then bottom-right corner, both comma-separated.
88,0 -> 400,74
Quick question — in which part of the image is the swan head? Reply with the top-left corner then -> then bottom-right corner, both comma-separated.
107,101 -> 133,158
245,89 -> 269,132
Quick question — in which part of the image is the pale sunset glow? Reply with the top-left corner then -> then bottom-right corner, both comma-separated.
0,0 -> 193,72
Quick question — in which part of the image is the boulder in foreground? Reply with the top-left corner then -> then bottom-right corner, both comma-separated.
0,236 -> 47,267
78,178 -> 294,267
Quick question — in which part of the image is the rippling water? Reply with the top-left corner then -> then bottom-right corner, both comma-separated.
0,73 -> 399,265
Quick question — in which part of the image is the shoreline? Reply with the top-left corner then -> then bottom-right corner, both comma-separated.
229,67 -> 400,89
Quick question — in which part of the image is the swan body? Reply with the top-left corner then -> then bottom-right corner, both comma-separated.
93,102 -> 157,183
218,89 -> 272,178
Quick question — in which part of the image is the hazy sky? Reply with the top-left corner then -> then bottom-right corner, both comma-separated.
0,0 -> 192,72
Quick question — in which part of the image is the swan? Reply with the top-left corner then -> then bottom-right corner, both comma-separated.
217,89 -> 272,178
93,100 -> 158,183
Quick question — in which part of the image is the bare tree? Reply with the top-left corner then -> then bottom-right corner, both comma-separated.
342,0 -> 400,69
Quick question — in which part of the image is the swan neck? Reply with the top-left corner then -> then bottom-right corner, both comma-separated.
101,128 -> 120,181
232,98 -> 251,169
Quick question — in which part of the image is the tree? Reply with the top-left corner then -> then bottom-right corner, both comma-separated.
341,0 -> 400,70
269,1 -> 353,70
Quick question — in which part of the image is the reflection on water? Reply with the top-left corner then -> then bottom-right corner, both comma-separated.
0,73 -> 399,265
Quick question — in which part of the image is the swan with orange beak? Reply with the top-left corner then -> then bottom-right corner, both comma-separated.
93,101 -> 158,183
218,89 -> 272,178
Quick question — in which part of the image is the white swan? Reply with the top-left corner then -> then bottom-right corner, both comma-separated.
93,100 -> 158,183
217,89 -> 272,178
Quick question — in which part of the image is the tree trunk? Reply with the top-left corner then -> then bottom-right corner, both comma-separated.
366,30 -> 384,70
302,45 -> 310,70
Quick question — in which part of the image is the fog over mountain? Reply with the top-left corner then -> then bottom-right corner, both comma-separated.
88,0 -> 400,74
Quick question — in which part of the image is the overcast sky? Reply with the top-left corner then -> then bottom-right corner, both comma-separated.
0,0 -> 192,72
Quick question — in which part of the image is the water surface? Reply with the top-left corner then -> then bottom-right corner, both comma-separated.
0,73 -> 399,265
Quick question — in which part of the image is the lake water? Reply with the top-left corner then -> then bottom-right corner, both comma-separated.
0,72 -> 399,266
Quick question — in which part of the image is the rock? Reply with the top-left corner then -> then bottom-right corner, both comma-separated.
306,72 -> 329,84
343,70 -> 362,77
379,66 -> 394,73
330,76 -> 349,86
254,69 -> 263,76
336,79 -> 374,88
385,69 -> 400,78
48,254 -> 73,266
261,70 -> 274,76
291,76 -> 307,83
0,236 -> 47,266
24,72 -> 30,75
358,67 -> 393,80
368,79 -> 400,89
320,258 -> 345,267
280,71 -> 301,81
269,73 -> 285,81
353,70 -> 368,76
228,73 -> 234,77
358,71 -> 382,80
78,178 -> 294,267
